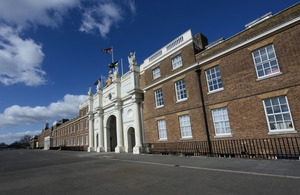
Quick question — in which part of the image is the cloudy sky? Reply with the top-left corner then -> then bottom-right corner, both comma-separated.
0,0 -> 298,144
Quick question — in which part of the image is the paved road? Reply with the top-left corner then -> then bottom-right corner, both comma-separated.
0,149 -> 299,195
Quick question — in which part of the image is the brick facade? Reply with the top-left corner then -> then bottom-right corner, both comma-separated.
37,105 -> 90,150
141,3 -> 300,145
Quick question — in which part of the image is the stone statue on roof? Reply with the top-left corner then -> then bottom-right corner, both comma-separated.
128,52 -> 137,67
104,71 -> 112,88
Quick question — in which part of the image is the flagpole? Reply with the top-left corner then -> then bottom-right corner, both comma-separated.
121,58 -> 123,76
111,46 -> 114,63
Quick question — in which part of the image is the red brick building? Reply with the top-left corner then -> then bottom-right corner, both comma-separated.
140,3 -> 300,155
36,104 -> 89,150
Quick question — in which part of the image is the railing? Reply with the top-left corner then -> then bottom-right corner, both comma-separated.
144,137 -> 300,160
149,50 -> 162,62
50,146 -> 87,151
166,36 -> 183,51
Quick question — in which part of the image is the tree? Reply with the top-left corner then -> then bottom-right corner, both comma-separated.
19,135 -> 31,147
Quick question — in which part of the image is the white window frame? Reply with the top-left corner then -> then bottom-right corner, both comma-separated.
152,67 -> 161,80
77,136 -> 80,146
81,135 -> 83,146
252,44 -> 281,79
172,55 -> 182,70
157,119 -> 167,140
211,107 -> 231,136
205,65 -> 223,93
175,79 -> 187,102
263,96 -> 294,132
155,88 -> 164,108
73,137 -> 75,146
81,121 -> 83,130
85,120 -> 88,129
179,114 -> 192,139
85,134 -> 88,145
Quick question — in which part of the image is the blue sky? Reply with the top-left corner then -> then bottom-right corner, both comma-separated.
0,0 -> 298,144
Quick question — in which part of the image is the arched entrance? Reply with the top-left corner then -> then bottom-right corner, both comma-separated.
106,115 -> 117,152
96,133 -> 99,148
127,127 -> 135,152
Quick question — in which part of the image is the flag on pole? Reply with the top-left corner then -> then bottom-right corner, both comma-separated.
109,61 -> 119,68
101,48 -> 112,53
93,78 -> 101,85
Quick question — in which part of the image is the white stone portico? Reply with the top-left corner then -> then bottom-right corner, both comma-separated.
83,52 -> 144,154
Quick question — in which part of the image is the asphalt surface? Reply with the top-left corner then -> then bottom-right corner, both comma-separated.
0,149 -> 299,195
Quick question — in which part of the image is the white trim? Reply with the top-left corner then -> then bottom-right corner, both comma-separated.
207,88 -> 224,95
252,44 -> 281,79
158,138 -> 168,141
157,119 -> 167,140
142,16 -> 300,91
140,30 -> 193,73
175,79 -> 187,102
256,71 -> 282,81
180,137 -> 193,140
262,96 -> 295,132
176,98 -> 188,103
154,88 -> 164,108
268,130 -> 297,135
214,134 -> 233,138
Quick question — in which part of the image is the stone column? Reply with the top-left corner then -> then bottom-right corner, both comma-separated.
132,98 -> 142,154
97,110 -> 104,152
88,113 -> 94,152
103,125 -> 109,152
115,105 -> 124,153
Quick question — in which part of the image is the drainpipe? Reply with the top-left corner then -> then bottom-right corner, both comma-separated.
195,67 -> 212,155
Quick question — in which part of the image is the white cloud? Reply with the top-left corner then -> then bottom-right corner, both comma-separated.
0,94 -> 88,127
0,130 -> 41,145
127,0 -> 136,15
0,0 -> 80,29
0,0 -> 80,86
0,25 -> 46,86
79,2 -> 123,37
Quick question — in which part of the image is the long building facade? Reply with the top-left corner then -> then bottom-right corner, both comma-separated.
34,3 -> 300,157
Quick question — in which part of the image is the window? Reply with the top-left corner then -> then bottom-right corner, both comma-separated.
172,55 -> 182,69
212,107 -> 231,135
81,121 -> 83,130
85,134 -> 88,145
73,137 -> 75,146
179,115 -> 192,138
157,119 -> 167,140
263,96 -> 294,131
252,44 -> 280,78
77,123 -> 79,131
85,120 -> 88,129
73,125 -> 75,132
77,136 -> 80,146
81,135 -> 84,145
205,66 -> 223,92
175,79 -> 187,101
70,138 -> 72,146
155,88 -> 164,108
152,67 -> 161,79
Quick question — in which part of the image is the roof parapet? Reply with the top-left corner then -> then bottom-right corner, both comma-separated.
245,12 -> 272,29
205,38 -> 225,50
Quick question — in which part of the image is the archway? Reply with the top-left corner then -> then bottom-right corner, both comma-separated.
106,115 -> 117,152
96,133 -> 99,148
127,127 -> 135,152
